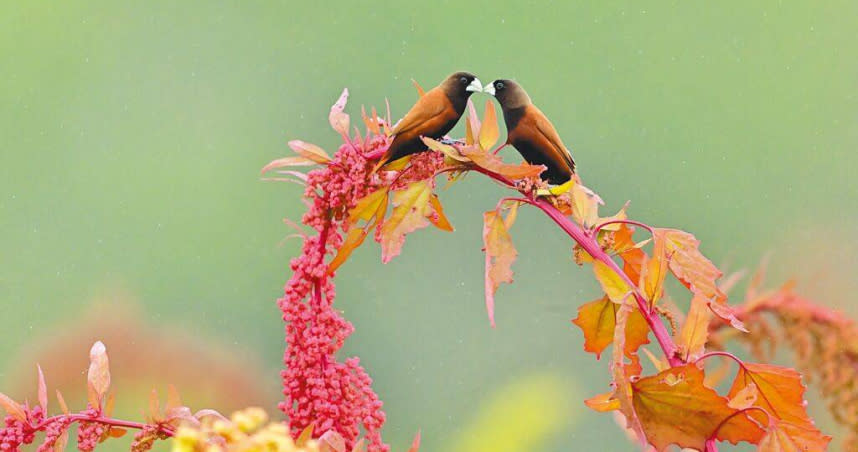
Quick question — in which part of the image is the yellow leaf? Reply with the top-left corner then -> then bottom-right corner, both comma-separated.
348,188 -> 389,225
549,178 -> 576,196
676,294 -> 711,361
0,393 -> 26,422
592,260 -> 632,304
759,421 -> 830,452
479,100 -> 500,150
570,183 -> 603,228
727,383 -> 758,410
380,181 -> 433,263
571,295 -> 651,359
422,137 -> 470,162
502,201 -> 520,230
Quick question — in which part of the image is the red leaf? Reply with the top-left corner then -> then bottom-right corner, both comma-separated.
408,430 -> 421,452
87,341 -> 110,409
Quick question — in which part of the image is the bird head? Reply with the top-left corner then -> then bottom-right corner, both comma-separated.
484,79 -> 532,110
442,71 -> 483,98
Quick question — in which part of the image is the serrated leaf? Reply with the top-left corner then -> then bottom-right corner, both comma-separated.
329,88 -> 350,135
0,392 -> 26,422
483,209 -> 517,327
428,195 -> 454,232
592,260 -> 632,304
478,100 -> 499,150
652,228 -> 725,302
676,294 -> 711,361
37,364 -> 48,414
611,302 -> 647,447
572,295 -> 650,359
380,181 -> 433,263
87,341 -> 110,408
288,140 -> 331,164
631,364 -> 765,451
759,420 -> 830,452
727,363 -> 822,429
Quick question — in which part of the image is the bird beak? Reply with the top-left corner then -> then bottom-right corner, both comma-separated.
483,83 -> 496,96
466,78 -> 483,93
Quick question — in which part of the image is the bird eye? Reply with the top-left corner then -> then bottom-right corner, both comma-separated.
460,76 -> 468,84
495,81 -> 505,90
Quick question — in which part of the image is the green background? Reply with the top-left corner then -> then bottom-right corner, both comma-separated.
2,1 -> 856,450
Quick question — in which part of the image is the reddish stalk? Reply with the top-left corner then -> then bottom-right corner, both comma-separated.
32,414 -> 175,436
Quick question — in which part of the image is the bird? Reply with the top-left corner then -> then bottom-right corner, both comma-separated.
484,79 -> 575,184
377,71 -> 483,168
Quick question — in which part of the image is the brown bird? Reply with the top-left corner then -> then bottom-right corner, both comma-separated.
378,71 -> 483,167
485,79 -> 575,184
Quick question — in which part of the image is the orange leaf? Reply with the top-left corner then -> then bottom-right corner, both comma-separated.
592,260 -> 632,304
408,430 -> 421,452
584,391 -> 620,413
37,364 -> 48,414
87,341 -> 110,408
727,383 -> 758,410
676,294 -> 711,361
361,106 -> 381,135
759,420 -> 831,452
571,296 -> 650,359
288,140 -> 331,164
328,227 -> 370,274
478,100 -> 499,150
460,146 -> 544,180
329,88 -> 350,136
0,393 -> 26,422
727,363 -> 822,429
482,209 -> 517,327
108,427 -> 127,439
351,439 -> 367,452
652,228 -> 725,302
611,302 -> 647,447
428,195 -> 454,232
639,253 -> 668,308
105,393 -> 116,417
148,388 -> 161,420
380,181 -> 433,263
631,364 -> 765,451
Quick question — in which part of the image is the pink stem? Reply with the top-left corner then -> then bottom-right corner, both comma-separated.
528,197 -> 682,367
32,414 -> 175,436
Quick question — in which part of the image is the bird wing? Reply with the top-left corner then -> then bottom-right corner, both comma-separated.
531,106 -> 575,172
390,88 -> 449,136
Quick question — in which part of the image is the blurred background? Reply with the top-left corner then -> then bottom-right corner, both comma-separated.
2,1 -> 856,450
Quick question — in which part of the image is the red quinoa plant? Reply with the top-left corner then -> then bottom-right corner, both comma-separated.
0,84 -> 851,451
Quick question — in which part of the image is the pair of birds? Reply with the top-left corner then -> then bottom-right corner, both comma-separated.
379,71 -> 575,185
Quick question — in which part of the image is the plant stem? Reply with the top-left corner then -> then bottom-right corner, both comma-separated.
32,414 -> 174,436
